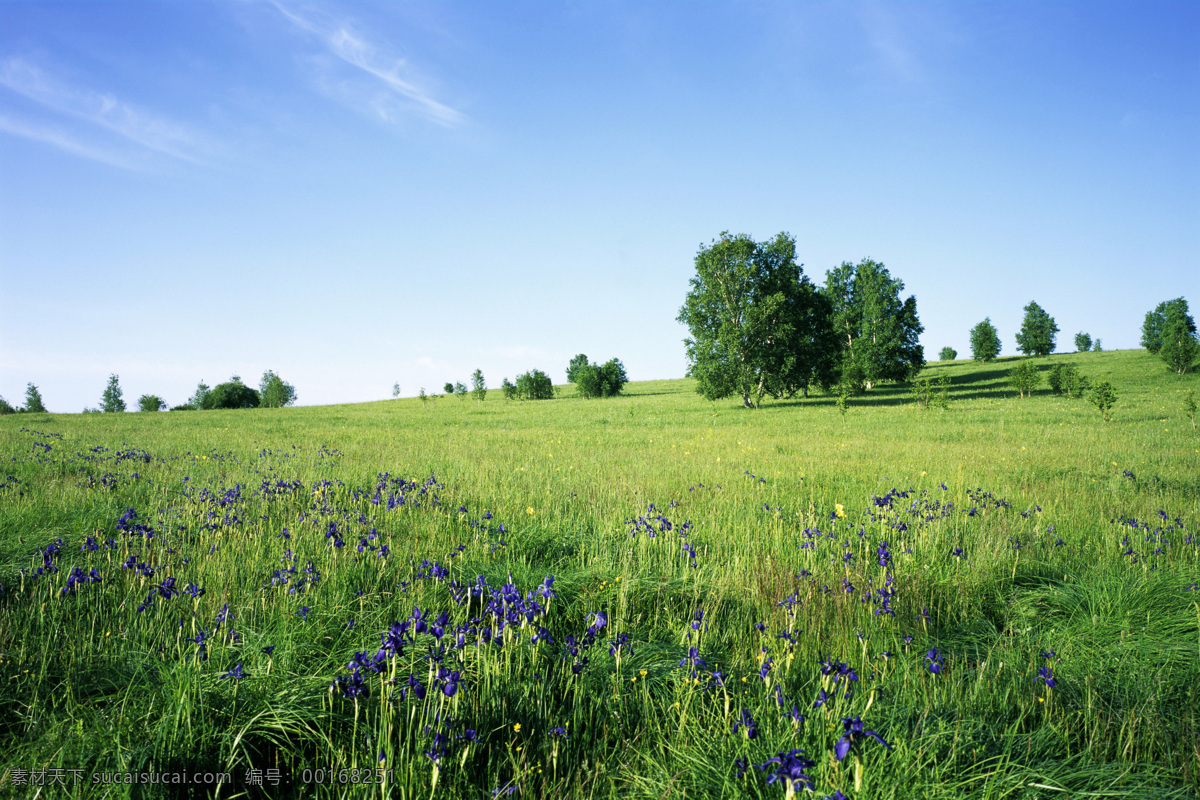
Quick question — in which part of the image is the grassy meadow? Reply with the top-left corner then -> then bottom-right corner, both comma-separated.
1,348 -> 1197,799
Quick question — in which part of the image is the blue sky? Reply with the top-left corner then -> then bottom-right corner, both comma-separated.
1,1 -> 1196,411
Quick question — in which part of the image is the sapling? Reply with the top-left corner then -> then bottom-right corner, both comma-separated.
1185,390 -> 1197,431
1090,381 -> 1117,421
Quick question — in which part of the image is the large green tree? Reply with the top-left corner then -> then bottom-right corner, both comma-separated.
1160,303 -> 1199,374
24,383 -> 46,413
1015,301 -> 1059,357
969,318 -> 1001,362
259,370 -> 297,408
1141,298 -> 1194,354
822,259 -> 923,389
678,232 -> 837,408
201,376 -> 260,409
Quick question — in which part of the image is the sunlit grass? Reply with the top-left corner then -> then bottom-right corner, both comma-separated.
1,349 -> 1197,798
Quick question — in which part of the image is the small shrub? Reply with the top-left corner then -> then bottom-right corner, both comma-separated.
454,381 -> 467,398
1184,390 -> 1196,432
1064,368 -> 1090,399
1009,361 -> 1041,398
1092,339 -> 1102,352
575,358 -> 629,399
443,382 -> 454,396
515,369 -> 554,400
1090,381 -> 1117,421
938,347 -> 957,361
138,395 -> 166,412
419,388 -> 428,407
392,383 -> 401,399
471,369 -> 486,403
0,395 -> 15,415
1075,332 -> 1092,352
170,404 -> 197,411
911,375 -> 950,410
1048,364 -> 1065,394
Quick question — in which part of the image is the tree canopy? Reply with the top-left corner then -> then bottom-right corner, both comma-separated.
1015,301 -> 1058,357
101,374 -> 126,413
970,318 -> 1001,362
678,232 -> 837,408
260,370 -> 297,408
1158,299 -> 1199,374
822,259 -> 923,389
572,357 -> 629,398
201,377 -> 260,410
1141,298 -> 1194,355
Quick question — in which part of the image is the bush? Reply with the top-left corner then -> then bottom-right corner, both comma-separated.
1092,339 -> 1102,352
911,375 -> 950,410
938,347 -> 957,361
471,369 -> 486,403
1090,381 -> 1117,421
170,404 -> 197,411
260,371 -> 297,408
443,383 -> 455,396
501,378 -> 517,401
201,377 -> 260,410
0,396 -> 15,415
1009,361 -> 1041,398
515,369 -> 554,400
1074,332 -> 1092,352
566,354 -> 590,384
138,395 -> 166,412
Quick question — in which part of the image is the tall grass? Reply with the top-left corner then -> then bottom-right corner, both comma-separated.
0,349 -> 1197,798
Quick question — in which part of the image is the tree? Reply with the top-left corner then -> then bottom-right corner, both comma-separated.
1015,302 -> 1058,356
138,394 -> 166,412
392,383 -> 401,399
515,369 -> 554,400
471,369 -> 487,403
100,374 -> 126,413
190,381 -> 210,410
822,258 -> 923,390
260,370 -> 297,408
23,384 -> 46,413
201,376 -> 260,409
1009,361 -> 1041,398
678,231 -> 837,408
443,382 -> 455,395
501,378 -> 517,401
939,347 -> 957,361
1160,306 -> 1200,374
969,318 -> 1001,362
1074,332 -> 1092,352
0,396 -> 15,415
1141,298 -> 1194,354
575,358 -> 629,398
1090,381 -> 1117,421
566,354 -> 590,384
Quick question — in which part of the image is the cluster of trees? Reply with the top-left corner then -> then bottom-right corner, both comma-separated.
677,232 -> 921,408
567,355 -> 628,398
74,371 -> 298,413
966,303 -> 1103,363
436,370 -> 489,403
1142,298 -> 1198,375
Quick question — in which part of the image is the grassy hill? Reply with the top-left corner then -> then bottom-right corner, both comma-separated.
1,349 -> 1197,798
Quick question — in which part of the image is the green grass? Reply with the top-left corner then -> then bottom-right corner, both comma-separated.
1,348 -> 1197,799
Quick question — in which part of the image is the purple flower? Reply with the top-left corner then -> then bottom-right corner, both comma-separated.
220,663 -> 246,680
756,749 -> 815,791
834,716 -> 891,761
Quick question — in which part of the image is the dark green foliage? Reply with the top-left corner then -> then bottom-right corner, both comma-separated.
1015,301 -> 1058,356
1159,305 -> 1200,374
823,258 -> 923,390
1092,339 -> 1103,352
189,381 -> 210,410
260,371 -> 297,408
501,378 -> 517,401
24,383 -> 46,413
454,381 -> 467,397
471,369 -> 487,403
679,231 -> 838,408
969,318 -> 1001,362
939,347 -> 957,361
515,369 -> 554,400
574,358 -> 629,399
419,387 -> 428,406
0,395 -> 15,415
1009,360 -> 1041,398
1141,298 -> 1195,354
443,382 -> 455,395
1075,332 -> 1092,352
1184,391 -> 1196,431
170,404 -> 197,411
201,377 -> 260,410
566,354 -> 590,384
1090,380 -> 1117,421
100,374 -> 125,413
392,383 -> 401,399
137,395 -> 166,412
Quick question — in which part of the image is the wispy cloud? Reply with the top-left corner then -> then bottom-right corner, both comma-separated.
856,3 -> 926,85
0,58 -> 216,167
270,1 -> 464,128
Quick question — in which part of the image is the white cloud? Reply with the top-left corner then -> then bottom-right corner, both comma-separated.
0,58 -> 217,166
270,1 -> 465,128
0,114 -> 140,169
